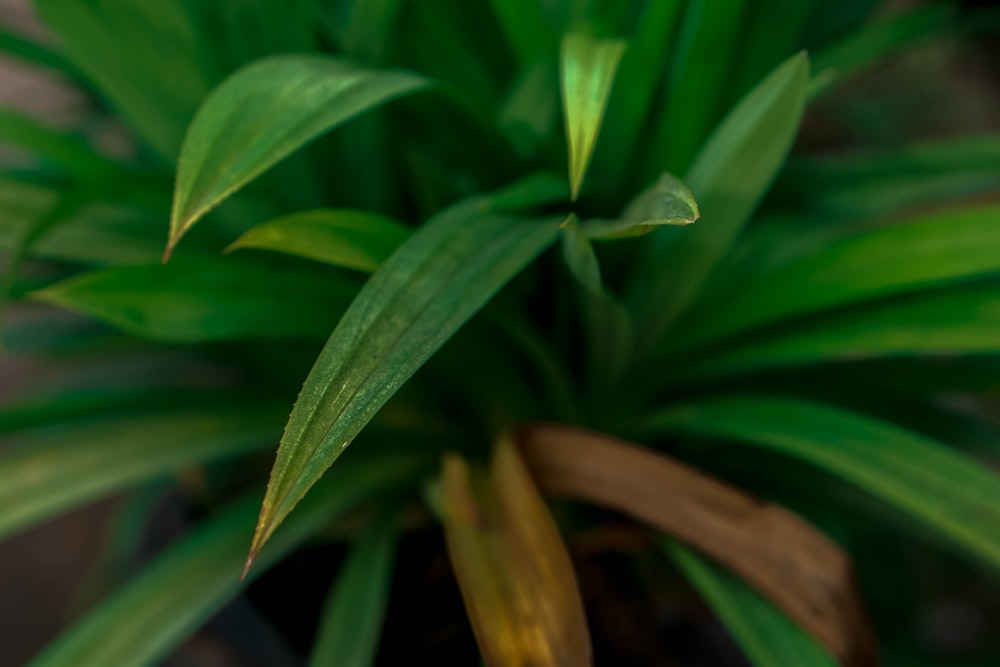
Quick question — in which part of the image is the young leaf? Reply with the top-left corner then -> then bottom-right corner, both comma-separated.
166,55 -> 427,258
582,172 -> 699,240
0,410 -> 280,541
642,397 -> 1000,572
518,424 -> 876,665
679,282 -> 1000,381
673,203 -> 1000,352
560,32 -> 626,201
665,541 -> 838,667
308,511 -> 398,667
247,196 -> 562,564
31,258 -> 360,342
437,443 -> 591,667
226,209 -> 412,273
630,52 -> 810,352
28,452 -> 431,667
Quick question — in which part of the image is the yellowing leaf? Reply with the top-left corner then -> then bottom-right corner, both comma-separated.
438,442 -> 591,667
167,55 -> 426,258
560,32 -> 626,201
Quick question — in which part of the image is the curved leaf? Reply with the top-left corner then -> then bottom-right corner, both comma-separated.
681,282 -> 1000,380
248,196 -> 561,562
167,55 -> 427,257
308,511 -> 398,667
31,258 -> 360,342
226,209 -> 411,272
28,452 -> 431,667
674,203 -> 1000,352
666,541 -> 838,667
560,32 -> 626,201
642,397 -> 1000,571
629,52 -> 810,352
582,172 -> 699,240
0,409 -> 280,541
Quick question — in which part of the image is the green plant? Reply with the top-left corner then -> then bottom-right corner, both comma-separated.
3,1 -> 1000,665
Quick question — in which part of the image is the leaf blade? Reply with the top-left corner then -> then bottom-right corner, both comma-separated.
560,32 -> 626,201
249,196 -> 561,560
642,396 -> 1000,571
167,55 -> 426,255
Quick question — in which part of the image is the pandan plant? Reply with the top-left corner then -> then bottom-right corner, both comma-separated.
2,0 -> 1000,665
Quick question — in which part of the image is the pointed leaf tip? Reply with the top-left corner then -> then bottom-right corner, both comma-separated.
560,32 -> 626,201
167,54 -> 426,253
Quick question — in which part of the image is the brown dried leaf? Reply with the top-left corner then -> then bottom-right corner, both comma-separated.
517,424 -> 878,667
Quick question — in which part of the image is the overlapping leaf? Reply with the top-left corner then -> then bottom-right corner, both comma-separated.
167,55 -> 427,256
248,194 -> 562,563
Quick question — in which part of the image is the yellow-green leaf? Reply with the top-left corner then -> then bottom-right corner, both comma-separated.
582,172 -> 699,240
226,209 -> 412,273
560,32 -> 626,201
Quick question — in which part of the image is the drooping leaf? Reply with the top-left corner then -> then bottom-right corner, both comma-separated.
31,257 -> 360,342
518,424 -> 876,665
560,32 -> 627,200
680,282 -> 1000,380
629,52 -> 810,353
437,443 -> 591,667
666,541 -> 838,667
582,172 -> 699,240
642,397 -> 1000,572
0,24 -> 83,80
166,55 -> 427,257
28,451 -> 431,667
226,209 -> 412,273
248,194 -> 562,562
308,511 -> 398,667
673,203 -> 1000,352
0,409 -> 281,541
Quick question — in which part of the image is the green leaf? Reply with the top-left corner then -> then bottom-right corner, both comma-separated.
680,283 -> 1000,381
339,0 -> 405,64
31,258 -> 360,342
166,55 -> 427,257
226,209 -> 412,273
646,0 -> 748,176
33,0 -> 212,160
0,110 -> 114,177
629,52 -> 810,352
0,410 -> 280,541
0,24 -> 83,80
28,452 -> 431,667
674,203 -> 1000,352
642,397 -> 1000,571
560,32 -> 626,201
248,195 -> 562,561
308,511 -> 398,667
487,0 -> 555,68
666,541 -> 838,667
582,172 -> 699,240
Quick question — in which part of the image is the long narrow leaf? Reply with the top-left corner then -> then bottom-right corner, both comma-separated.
166,55 -> 426,257
674,203 -> 1000,352
666,541 -> 838,667
642,397 -> 1000,572
308,511 -> 398,667
0,410 -> 280,540
28,452 -> 430,667
31,258 -> 360,342
248,195 -> 562,562
630,52 -> 810,353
